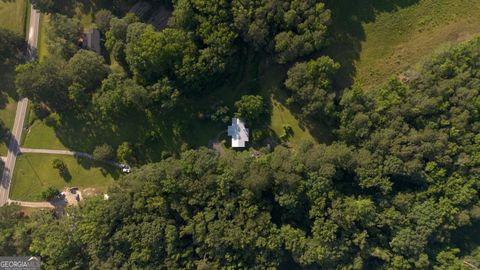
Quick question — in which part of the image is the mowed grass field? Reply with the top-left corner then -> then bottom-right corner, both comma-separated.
0,0 -> 27,34
0,97 -> 19,155
326,0 -> 480,90
10,154 -> 119,201
23,117 -> 67,150
258,64 -> 317,146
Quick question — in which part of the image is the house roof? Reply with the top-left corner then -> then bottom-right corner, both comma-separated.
85,28 -> 101,55
227,118 -> 249,148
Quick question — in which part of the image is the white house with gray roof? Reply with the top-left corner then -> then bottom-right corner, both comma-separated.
227,118 -> 249,148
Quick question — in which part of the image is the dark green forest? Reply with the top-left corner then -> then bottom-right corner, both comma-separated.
2,0 -> 480,269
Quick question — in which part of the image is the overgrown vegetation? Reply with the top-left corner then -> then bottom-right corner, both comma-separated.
2,0 -> 480,269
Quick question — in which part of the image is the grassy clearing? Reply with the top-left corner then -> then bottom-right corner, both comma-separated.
258,64 -> 317,147
270,100 -> 315,146
23,107 -> 171,162
0,0 -> 27,34
10,153 -> 119,201
23,118 -> 67,150
325,0 -> 480,90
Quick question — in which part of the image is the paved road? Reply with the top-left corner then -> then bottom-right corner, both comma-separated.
8,199 -> 54,209
20,147 -> 124,168
0,99 -> 29,205
20,147 -> 94,158
27,7 -> 40,59
0,6 -> 39,206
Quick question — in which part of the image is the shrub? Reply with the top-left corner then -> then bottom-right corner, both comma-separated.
252,129 -> 267,143
94,9 -> 113,34
41,186 -> 59,201
283,124 -> 294,137
93,144 -> 114,160
210,105 -> 230,124
52,158 -> 64,169
43,116 -> 57,126
117,142 -> 134,163
280,124 -> 294,141
33,103 -> 50,120
235,95 -> 265,124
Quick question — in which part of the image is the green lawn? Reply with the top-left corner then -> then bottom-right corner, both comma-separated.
37,14 -> 50,60
325,0 -> 480,90
23,118 -> 67,150
0,0 -> 27,34
258,64 -> 317,146
270,99 -> 315,146
10,153 -> 119,201
187,58 -> 318,148
23,107 -> 171,162
0,97 -> 18,155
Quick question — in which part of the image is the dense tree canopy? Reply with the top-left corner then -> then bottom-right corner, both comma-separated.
46,14 -> 80,59
105,13 -> 139,68
94,9 -> 114,34
125,26 -> 196,84
0,28 -> 25,64
15,58 -> 70,112
16,51 -> 110,114
285,56 -> 339,119
66,49 -> 109,91
235,95 -> 266,124
6,33 -> 480,270
94,72 -> 149,118
30,0 -> 56,13
232,0 -> 330,63
7,1 -> 480,270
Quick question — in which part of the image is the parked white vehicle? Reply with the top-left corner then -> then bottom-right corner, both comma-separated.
121,164 -> 131,173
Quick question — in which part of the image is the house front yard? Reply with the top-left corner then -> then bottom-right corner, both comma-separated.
10,153 -> 119,201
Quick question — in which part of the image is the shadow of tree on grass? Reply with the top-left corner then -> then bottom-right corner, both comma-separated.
323,0 -> 420,90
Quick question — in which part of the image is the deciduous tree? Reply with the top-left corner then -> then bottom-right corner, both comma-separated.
285,56 -> 339,118
235,95 -> 265,124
